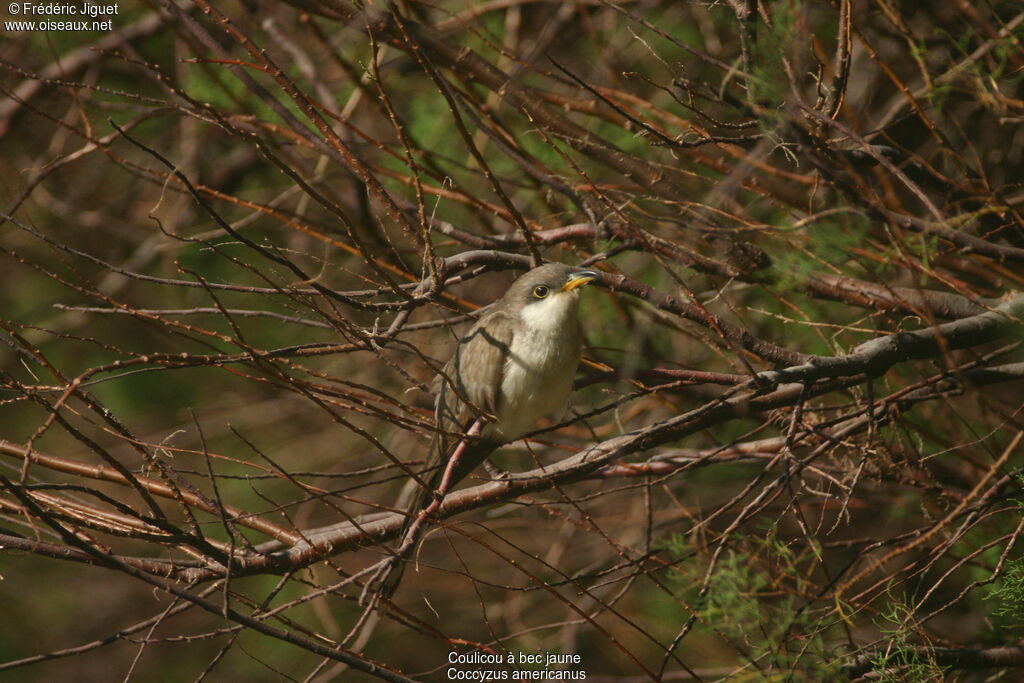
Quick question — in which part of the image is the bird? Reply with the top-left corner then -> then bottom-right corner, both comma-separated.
428,262 -> 599,487
375,263 -> 598,598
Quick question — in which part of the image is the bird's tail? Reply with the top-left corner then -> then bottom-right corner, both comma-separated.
372,438 -> 497,599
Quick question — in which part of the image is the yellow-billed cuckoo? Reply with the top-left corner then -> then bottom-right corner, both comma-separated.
428,263 -> 598,486
376,263 -> 598,598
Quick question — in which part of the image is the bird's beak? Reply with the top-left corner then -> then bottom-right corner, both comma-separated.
560,270 -> 599,292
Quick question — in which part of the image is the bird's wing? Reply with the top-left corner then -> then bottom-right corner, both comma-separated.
430,309 -> 512,458
436,309 -> 516,438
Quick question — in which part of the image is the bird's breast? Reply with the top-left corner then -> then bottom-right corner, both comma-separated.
490,297 -> 582,442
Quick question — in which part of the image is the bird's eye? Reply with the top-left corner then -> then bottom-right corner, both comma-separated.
532,285 -> 550,299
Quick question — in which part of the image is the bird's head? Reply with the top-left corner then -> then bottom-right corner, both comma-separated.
501,263 -> 599,321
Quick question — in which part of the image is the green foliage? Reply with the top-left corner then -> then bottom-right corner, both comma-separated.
747,1 -> 798,110
982,482 -> 1024,634
767,212 -> 869,292
868,597 -> 947,682
664,528 -> 843,678
983,556 -> 1024,633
